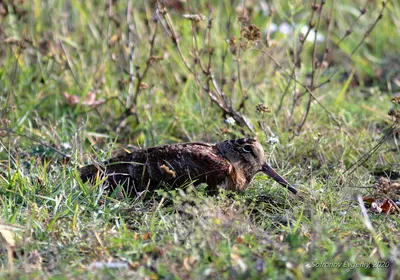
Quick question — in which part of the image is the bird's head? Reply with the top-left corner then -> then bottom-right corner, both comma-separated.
217,138 -> 297,194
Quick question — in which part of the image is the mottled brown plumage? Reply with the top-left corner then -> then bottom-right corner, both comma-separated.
79,138 -> 297,196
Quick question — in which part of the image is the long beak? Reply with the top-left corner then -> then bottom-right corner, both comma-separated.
261,163 -> 297,194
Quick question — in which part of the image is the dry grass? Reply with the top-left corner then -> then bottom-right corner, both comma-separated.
1,0 -> 400,278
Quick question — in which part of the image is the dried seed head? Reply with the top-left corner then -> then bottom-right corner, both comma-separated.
139,83 -> 148,89
360,8 -> 367,15
345,29 -> 352,36
227,36 -> 237,55
239,41 -> 250,50
240,24 -> 261,41
326,17 -> 331,25
238,15 -> 249,23
388,108 -> 400,120
183,14 -> 206,23
222,77 -> 227,85
311,3 -> 320,11
392,96 -> 400,104
228,36 -> 236,46
256,104 -> 271,114
376,177 -> 391,194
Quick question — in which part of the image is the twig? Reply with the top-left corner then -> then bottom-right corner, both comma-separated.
315,1 -> 387,91
236,1 -> 248,111
220,2 -> 234,87
255,47 -> 343,130
335,3 -> 367,47
116,9 -> 159,131
126,0 -> 135,107
298,0 -> 326,133
277,4 -> 318,115
0,128 -> 72,160
189,10 -> 212,140
314,0 -> 334,84
156,4 -> 254,132
346,122 -> 397,176
132,24 -> 158,107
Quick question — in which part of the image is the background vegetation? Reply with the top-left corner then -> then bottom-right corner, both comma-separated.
1,0 -> 399,278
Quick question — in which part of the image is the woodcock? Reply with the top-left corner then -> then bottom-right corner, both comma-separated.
79,138 -> 297,196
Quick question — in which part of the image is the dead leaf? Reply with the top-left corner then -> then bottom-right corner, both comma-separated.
371,199 -> 396,214
62,91 -> 105,107
235,237 -> 244,243
142,232 -> 151,240
380,199 -> 395,214
362,196 -> 376,204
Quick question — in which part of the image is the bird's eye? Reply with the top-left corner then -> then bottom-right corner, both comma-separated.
242,145 -> 253,153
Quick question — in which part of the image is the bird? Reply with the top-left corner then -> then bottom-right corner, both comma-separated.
79,138 -> 297,197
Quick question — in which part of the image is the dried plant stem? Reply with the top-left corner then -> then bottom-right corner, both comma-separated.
0,128 -> 72,160
156,6 -> 254,132
126,0 -> 135,108
346,121 -> 398,176
314,0 -> 334,84
220,4 -> 234,87
190,11 -> 212,140
236,1 -> 248,111
132,24 -> 158,107
298,0 -> 326,133
335,3 -> 367,47
315,1 -> 387,90
277,7 -> 317,115
236,48 -> 247,111
256,47 -> 342,130
117,14 -> 159,131
278,0 -> 387,134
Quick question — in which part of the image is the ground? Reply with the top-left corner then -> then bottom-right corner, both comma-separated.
0,0 -> 400,279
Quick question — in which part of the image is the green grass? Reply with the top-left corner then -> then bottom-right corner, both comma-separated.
1,0 -> 400,279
